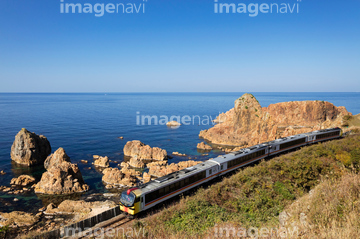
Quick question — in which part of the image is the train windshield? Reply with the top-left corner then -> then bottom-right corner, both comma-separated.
120,191 -> 136,207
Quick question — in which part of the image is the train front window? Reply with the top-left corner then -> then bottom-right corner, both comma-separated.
120,191 -> 136,207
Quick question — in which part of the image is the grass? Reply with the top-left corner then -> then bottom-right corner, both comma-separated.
113,134 -> 360,239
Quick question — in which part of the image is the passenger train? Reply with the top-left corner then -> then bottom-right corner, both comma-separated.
119,127 -> 342,215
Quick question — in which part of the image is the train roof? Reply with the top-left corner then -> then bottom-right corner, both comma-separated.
210,143 -> 268,164
138,160 -> 218,194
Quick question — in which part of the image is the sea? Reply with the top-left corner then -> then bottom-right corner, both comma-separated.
0,92 -> 359,213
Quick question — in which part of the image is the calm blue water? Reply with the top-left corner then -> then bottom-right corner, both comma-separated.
0,92 -> 359,212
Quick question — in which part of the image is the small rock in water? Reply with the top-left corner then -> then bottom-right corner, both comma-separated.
118,136 -> 124,140
80,160 -> 88,164
13,198 -> 19,202
105,184 -> 113,189
0,170 -> 6,175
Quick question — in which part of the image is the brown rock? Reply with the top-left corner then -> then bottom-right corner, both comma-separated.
34,148 -> 89,194
10,175 -> 36,187
166,121 -> 181,127
44,200 -> 116,221
0,211 -> 39,227
80,160 -> 88,164
10,128 -> 51,166
0,170 -> 6,175
120,162 -> 141,177
128,157 -> 145,168
93,156 -> 109,167
197,142 -> 212,150
44,147 -> 70,170
123,140 -> 167,160
142,172 -> 151,183
102,167 -> 137,187
172,152 -> 187,156
199,93 -> 352,146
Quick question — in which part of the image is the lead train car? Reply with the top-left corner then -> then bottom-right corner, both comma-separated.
120,127 -> 342,215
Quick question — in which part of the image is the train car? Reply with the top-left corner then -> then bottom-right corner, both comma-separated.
120,160 -> 218,215
304,127 -> 342,144
120,127 -> 342,216
210,143 -> 268,177
267,134 -> 308,157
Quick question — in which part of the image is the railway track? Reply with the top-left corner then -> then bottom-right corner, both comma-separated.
76,214 -> 132,239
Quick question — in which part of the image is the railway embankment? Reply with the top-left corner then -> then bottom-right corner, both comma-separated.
133,134 -> 360,239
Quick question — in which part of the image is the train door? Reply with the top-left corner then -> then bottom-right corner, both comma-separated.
271,145 -> 279,153
207,166 -> 218,178
140,196 -> 145,211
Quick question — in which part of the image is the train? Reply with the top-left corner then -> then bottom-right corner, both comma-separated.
119,127 -> 342,216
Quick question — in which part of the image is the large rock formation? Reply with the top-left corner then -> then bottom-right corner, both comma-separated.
102,167 -> 137,187
35,148 -> 89,194
199,93 -> 352,147
123,140 -> 167,160
10,175 -> 36,187
10,128 -> 51,166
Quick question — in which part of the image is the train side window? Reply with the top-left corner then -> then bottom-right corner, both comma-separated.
164,186 -> 169,194
221,165 -> 223,170
209,169 -> 212,175
180,179 -> 185,188
174,181 -> 180,191
159,187 -> 164,197
185,177 -> 189,185
169,183 -> 175,192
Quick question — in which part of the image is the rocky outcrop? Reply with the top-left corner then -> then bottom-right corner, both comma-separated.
128,157 -> 145,168
0,211 -> 39,227
102,167 -> 137,187
35,148 -> 89,194
10,128 -> 51,166
44,200 -> 116,215
44,147 -> 70,170
123,140 -> 167,160
10,175 -> 36,187
93,155 -> 110,167
197,142 -> 212,150
166,121 -> 181,127
199,93 -> 352,147
148,160 -> 201,177
44,200 -> 116,222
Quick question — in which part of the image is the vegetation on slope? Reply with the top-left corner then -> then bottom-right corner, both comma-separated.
130,135 -> 360,239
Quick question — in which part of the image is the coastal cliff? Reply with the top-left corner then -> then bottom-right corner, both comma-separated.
199,93 -> 351,146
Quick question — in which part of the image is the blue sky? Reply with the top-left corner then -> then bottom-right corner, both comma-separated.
0,0 -> 359,92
